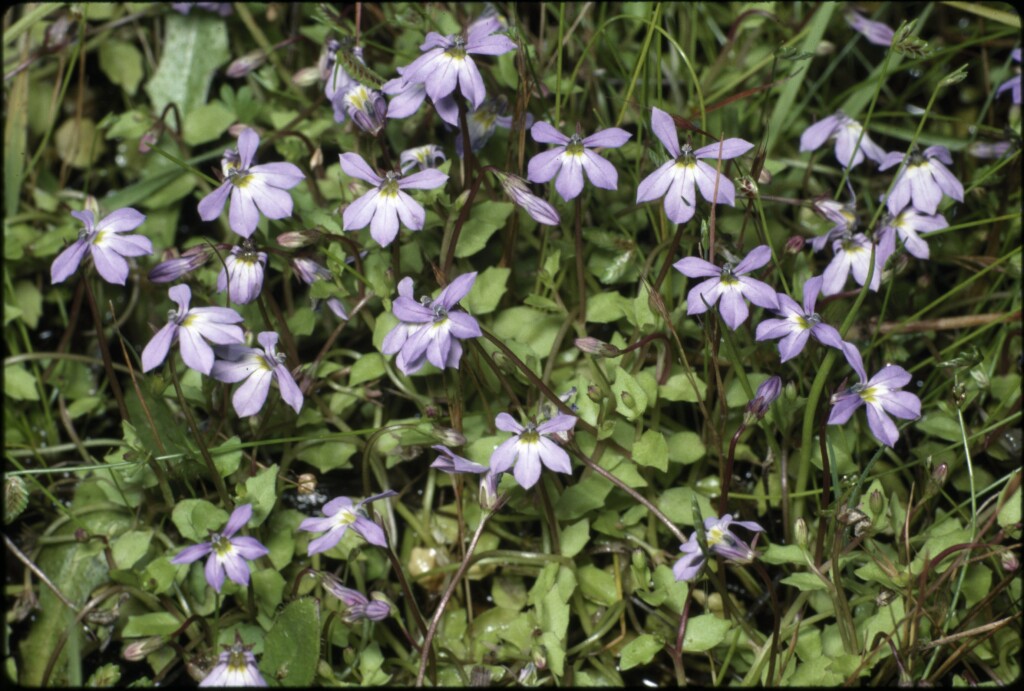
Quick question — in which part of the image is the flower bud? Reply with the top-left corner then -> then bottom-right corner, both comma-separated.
148,245 -> 213,283
620,390 -> 638,412
432,426 -> 467,448
737,175 -> 758,198
757,167 -> 773,185
746,376 -> 782,421
794,517 -> 808,549
276,230 -> 318,249
1001,551 -> 1019,573
574,337 -> 621,357
784,381 -> 798,401
122,637 -> 165,662
226,50 -> 266,79
586,384 -> 602,403
291,66 -> 322,88
493,171 -> 561,226
83,195 -> 100,217
784,235 -> 806,254
138,130 -> 158,154
344,85 -> 388,137
869,489 -> 884,517
310,146 -> 324,170
479,470 -> 501,510
297,473 -> 317,495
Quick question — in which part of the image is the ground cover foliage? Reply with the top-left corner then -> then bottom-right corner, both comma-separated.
3,1 -> 1022,686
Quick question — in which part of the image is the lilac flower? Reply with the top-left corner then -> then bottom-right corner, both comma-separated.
799,111 -> 886,169
51,208 -> 151,286
489,412 -> 577,490
968,139 -> 1015,159
171,2 -> 233,17
343,84 -> 388,136
479,469 -> 503,510
996,48 -> 1021,104
291,257 -> 349,320
527,122 -> 631,201
431,444 -> 488,474
298,491 -> 396,556
199,633 -> 267,687
198,128 -> 305,238
844,9 -> 895,46
399,14 -> 516,111
455,96 -> 533,157
673,245 -> 780,330
382,272 -> 482,374
400,144 -> 446,174
746,376 -> 782,420
382,67 -> 459,126
673,514 -> 765,582
320,572 -> 391,623
494,171 -> 561,226
808,198 -> 858,253
171,504 -> 268,594
828,348 -> 921,447
216,243 -> 266,305
322,42 -> 363,123
878,145 -> 964,215
141,284 -> 245,375
876,208 -> 948,260
821,233 -> 885,296
149,245 -> 214,283
636,108 -> 753,224
211,332 -> 303,417
755,275 -> 847,361
340,153 -> 448,247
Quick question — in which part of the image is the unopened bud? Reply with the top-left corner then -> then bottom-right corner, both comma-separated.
75,528 -> 89,542
479,470 -> 501,510
138,130 -> 158,154
226,50 -> 266,78
83,195 -> 100,216
575,337 -> 620,357
1001,551 -> 1019,572
620,390 -> 638,412
586,384 -> 602,403
297,473 -> 317,495
757,167 -> 773,185
122,636 -> 165,662
869,489 -> 884,517
784,381 -> 798,401
149,245 -> 213,283
794,518 -> 808,549
746,376 -> 782,421
785,236 -> 806,254
432,426 -> 467,447
292,66 -> 322,88
276,230 -> 317,249
493,170 -> 561,226
737,175 -> 758,198
932,463 -> 948,489
310,146 -> 324,170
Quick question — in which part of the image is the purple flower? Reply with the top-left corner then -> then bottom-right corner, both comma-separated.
672,514 -> 765,582
343,84 -> 388,136
382,272 -> 482,374
322,42 -> 364,123
821,233 -> 885,296
996,48 -> 1021,104
674,245 -> 780,330
637,107 -> 753,224
400,144 -> 446,174
878,145 -> 964,215
340,153 -> 448,247
171,2 -> 232,17
320,572 -> 391,623
298,491 -> 396,556
430,444 -> 488,474
51,208 -> 151,286
171,504 -> 268,593
199,633 -> 267,687
755,275 -> 847,361
527,122 -> 631,201
216,243 -> 266,305
494,170 -> 561,226
455,96 -> 533,157
488,412 -> 577,490
149,245 -> 213,283
808,198 -> 858,253
211,332 -> 303,417
197,128 -> 305,238
382,67 -> 459,126
828,348 -> 921,447
877,208 -> 948,260
799,111 -> 886,169
844,9 -> 894,47
399,14 -> 516,111
746,376 -> 782,420
141,284 -> 245,375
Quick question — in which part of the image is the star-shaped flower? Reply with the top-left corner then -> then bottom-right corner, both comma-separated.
488,412 -> 577,490
799,111 -> 886,169
527,122 -> 631,201
755,275 -> 847,361
51,208 -> 151,285
141,284 -> 244,375
298,491 -> 396,556
170,504 -> 268,593
674,245 -> 779,330
828,348 -> 921,447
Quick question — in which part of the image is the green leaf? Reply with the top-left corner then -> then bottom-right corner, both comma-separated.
634,430 -> 668,472
455,201 -> 513,257
239,464 -> 278,527
619,633 -> 665,671
296,441 -> 357,472
681,614 -> 731,651
98,40 -> 144,95
123,612 -> 182,638
657,487 -> 715,526
4,364 -> 39,401
210,436 -> 243,477
252,568 -> 286,618
725,373 -> 770,408
85,662 -> 122,687
464,266 -> 510,315
171,499 -> 227,542
112,530 -> 153,569
55,118 -> 106,169
145,13 -> 230,120
577,565 -> 616,606
667,431 -> 705,464
586,291 -> 630,323
660,372 -> 707,402
560,518 -> 591,558
182,101 -> 235,146
997,480 -> 1021,537
13,280 -> 42,328
261,598 -> 321,687
779,572 -> 831,591
348,352 -> 385,386
357,642 -> 392,685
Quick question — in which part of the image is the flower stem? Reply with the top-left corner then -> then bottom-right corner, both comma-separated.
167,357 -> 231,507
574,194 -> 587,326
81,276 -> 128,421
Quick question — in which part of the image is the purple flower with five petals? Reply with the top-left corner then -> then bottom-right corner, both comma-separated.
755,275 -> 847,361
170,504 -> 268,593
319,572 -> 391,623
821,233 -> 885,296
51,208 -> 151,286
996,48 -> 1021,104
382,272 -> 482,374
828,348 -> 921,447
799,111 -> 886,169
431,444 -> 488,474
878,145 -> 964,215
877,208 -> 948,260
340,153 -> 448,247
674,245 -> 779,330
199,632 -> 267,687
382,66 -> 459,126
527,122 -> 631,201
211,332 -> 303,417
198,128 -> 305,238
489,412 -> 577,490
299,491 -> 396,556
673,514 -> 765,582
399,15 -> 516,111
216,242 -> 266,305
141,284 -> 244,375
637,107 -> 753,224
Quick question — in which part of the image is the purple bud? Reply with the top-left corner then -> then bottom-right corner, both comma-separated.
493,171 -> 561,226
746,376 -> 782,420
574,337 -> 621,357
226,50 -> 266,78
148,246 -> 213,283
785,236 -> 806,254
276,230 -> 317,249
